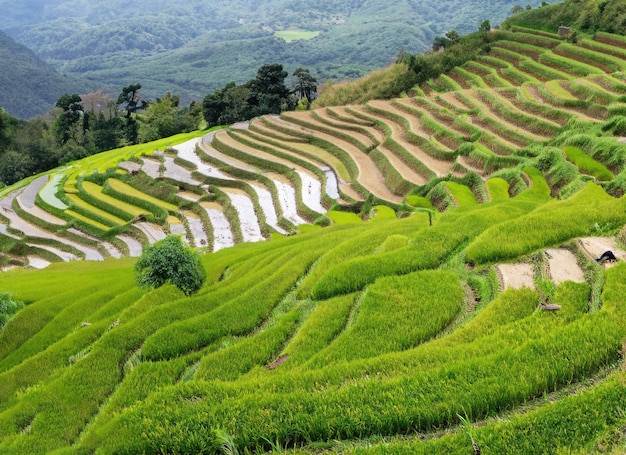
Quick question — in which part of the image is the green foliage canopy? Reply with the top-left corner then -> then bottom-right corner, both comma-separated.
138,93 -> 200,143
134,235 -> 206,296
202,63 -> 296,127
1,1 -> 557,112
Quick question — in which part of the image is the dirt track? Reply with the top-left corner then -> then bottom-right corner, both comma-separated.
579,237 -> 626,269
497,236 -> 625,291
545,248 -> 585,284
496,263 -> 535,290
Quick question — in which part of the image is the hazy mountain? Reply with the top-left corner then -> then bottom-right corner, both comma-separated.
0,0 -> 557,112
0,29 -> 93,119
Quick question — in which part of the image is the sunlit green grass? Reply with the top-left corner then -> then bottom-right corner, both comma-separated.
405,194 -> 434,209
3,19 -> 626,455
81,181 -> 151,217
274,30 -> 320,42
305,270 -> 464,366
563,145 -> 614,181
65,209 -> 113,231
369,205 -> 396,220
66,194 -> 126,226
75,130 -> 209,174
445,181 -> 477,206
486,177 -> 510,201
328,210 -> 362,224
1,178 -> 625,454
106,179 -> 178,212
466,182 -> 626,264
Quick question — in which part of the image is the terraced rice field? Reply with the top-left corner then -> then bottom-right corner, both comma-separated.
2,25 -> 626,455
0,28 -> 625,270
1,176 -> 626,454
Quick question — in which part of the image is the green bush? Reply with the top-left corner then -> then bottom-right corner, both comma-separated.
0,293 -> 23,329
134,235 -> 206,295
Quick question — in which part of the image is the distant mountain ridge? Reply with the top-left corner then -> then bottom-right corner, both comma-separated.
0,30 -> 93,118
0,0 -> 557,113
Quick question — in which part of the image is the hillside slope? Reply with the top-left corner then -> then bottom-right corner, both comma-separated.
1,174 -> 626,454
0,30 -> 92,118
0,0 -> 557,106
2,24 -> 626,266
2,8 -> 626,454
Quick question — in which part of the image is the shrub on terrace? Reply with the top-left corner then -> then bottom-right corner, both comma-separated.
0,292 -> 23,328
134,235 -> 206,296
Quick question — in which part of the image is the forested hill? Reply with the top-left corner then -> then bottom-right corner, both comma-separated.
0,30 -> 93,119
0,0 -> 557,113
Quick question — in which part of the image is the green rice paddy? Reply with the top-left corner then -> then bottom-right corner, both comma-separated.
1,23 -> 626,455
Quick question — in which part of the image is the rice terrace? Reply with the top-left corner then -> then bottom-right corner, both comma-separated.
3,8 -> 626,455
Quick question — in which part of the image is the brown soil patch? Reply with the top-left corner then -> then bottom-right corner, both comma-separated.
266,354 -> 289,370
496,263 -> 535,290
352,102 -> 453,178
545,248 -> 585,285
315,108 -> 385,144
432,91 -> 471,113
578,237 -> 626,269
327,106 -> 379,127
283,110 -> 376,150
464,91 -> 542,145
524,84 -> 599,122
266,116 -> 402,203
456,155 -> 487,176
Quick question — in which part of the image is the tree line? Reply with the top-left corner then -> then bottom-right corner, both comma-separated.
0,63 -> 317,188
202,64 -> 317,127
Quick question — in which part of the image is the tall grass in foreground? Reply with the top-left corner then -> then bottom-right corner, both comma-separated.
193,308 -> 301,381
84,274 -> 624,454
486,177 -> 510,201
279,293 -> 357,370
306,270 -> 463,367
0,286 -> 185,454
139,235 -> 339,360
350,266 -> 626,454
297,217 -> 423,299
0,184 -> 622,454
445,182 -> 477,206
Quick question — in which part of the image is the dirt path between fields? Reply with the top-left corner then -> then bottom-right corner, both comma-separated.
545,248 -> 585,284
496,236 -> 624,291
496,262 -> 535,290
578,237 -> 626,269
